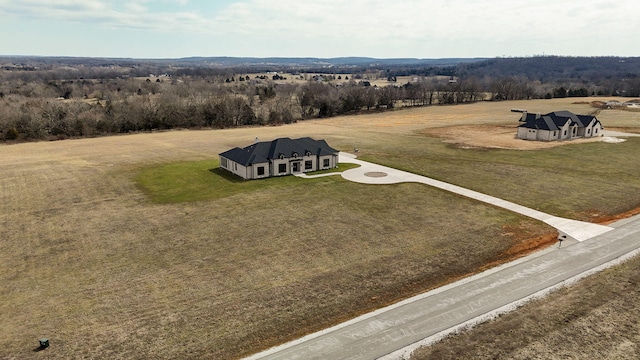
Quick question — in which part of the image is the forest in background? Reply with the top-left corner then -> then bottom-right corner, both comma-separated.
1,56 -> 639,142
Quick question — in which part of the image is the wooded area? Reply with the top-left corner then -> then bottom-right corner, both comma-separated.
1,56 -> 639,142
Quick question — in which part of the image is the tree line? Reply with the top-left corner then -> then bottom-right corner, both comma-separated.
0,74 -> 483,141
1,56 -> 639,142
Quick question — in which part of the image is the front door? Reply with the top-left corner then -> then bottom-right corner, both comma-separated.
292,162 -> 300,173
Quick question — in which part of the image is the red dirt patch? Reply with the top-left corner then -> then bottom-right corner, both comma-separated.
481,233 -> 558,271
591,205 -> 640,225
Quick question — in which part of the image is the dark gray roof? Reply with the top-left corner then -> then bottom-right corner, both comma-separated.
219,137 -> 338,166
518,110 -> 599,130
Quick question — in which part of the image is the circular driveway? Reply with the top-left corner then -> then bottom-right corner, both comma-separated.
339,152 -> 422,184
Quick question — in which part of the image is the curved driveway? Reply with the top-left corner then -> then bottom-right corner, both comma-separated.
338,152 -> 613,242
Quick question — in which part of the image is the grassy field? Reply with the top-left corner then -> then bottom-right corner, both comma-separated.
1,98 -> 640,359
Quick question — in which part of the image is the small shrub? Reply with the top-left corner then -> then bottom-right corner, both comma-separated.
4,127 -> 19,141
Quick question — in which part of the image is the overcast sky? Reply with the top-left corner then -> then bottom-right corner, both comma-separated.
0,0 -> 638,59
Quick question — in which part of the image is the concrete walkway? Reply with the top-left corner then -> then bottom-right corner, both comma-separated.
337,153 -> 613,242
602,130 -> 640,137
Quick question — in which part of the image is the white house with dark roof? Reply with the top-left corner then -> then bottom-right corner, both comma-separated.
516,110 -> 603,141
219,137 -> 339,180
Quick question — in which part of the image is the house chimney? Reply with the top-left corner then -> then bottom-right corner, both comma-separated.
520,111 -> 527,122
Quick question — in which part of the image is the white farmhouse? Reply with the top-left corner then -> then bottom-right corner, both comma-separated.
516,110 -> 603,141
219,137 -> 339,180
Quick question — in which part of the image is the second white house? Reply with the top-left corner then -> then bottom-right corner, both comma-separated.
516,110 -> 603,141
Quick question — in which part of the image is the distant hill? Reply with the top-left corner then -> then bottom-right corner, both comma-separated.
0,55 -> 487,69
174,56 -> 487,67
1,55 -> 638,87
457,56 -> 640,82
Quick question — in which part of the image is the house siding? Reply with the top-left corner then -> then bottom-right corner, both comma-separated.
582,119 -> 603,138
516,127 -> 528,140
302,155 -> 317,172
252,162 -> 270,179
220,156 -> 249,179
319,154 -> 337,169
576,124 -> 587,137
271,158 -> 289,176
558,122 -> 571,140
538,129 -> 554,141
518,128 -> 539,141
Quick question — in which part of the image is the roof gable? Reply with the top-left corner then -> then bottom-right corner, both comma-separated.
518,110 -> 598,130
220,137 -> 338,166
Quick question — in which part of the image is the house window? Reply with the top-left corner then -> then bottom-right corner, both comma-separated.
234,163 -> 237,171
305,160 -> 313,170
221,157 -> 228,168
257,166 -> 265,176
595,128 -> 598,134
587,129 -> 591,135
564,130 -> 567,136
278,163 -> 287,173
323,158 -> 330,168
292,152 -> 299,158
553,131 -> 557,137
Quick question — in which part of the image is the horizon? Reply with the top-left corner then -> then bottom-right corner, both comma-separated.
1,54 -> 637,62
1,1 -> 638,59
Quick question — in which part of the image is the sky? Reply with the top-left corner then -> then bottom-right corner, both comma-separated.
0,0 -> 638,59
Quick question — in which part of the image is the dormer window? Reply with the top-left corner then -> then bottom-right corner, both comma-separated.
279,153 -> 285,160
305,151 -> 311,157
292,152 -> 299,158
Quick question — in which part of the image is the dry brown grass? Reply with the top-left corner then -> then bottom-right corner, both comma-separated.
1,98 -> 639,359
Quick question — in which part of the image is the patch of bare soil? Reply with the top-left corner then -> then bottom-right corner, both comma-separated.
481,233 -> 558,270
587,205 -> 640,225
420,125 -> 602,150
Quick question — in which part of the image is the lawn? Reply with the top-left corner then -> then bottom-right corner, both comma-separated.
135,160 -> 360,203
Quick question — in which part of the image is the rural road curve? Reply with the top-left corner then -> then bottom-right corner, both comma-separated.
250,153 -> 640,359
